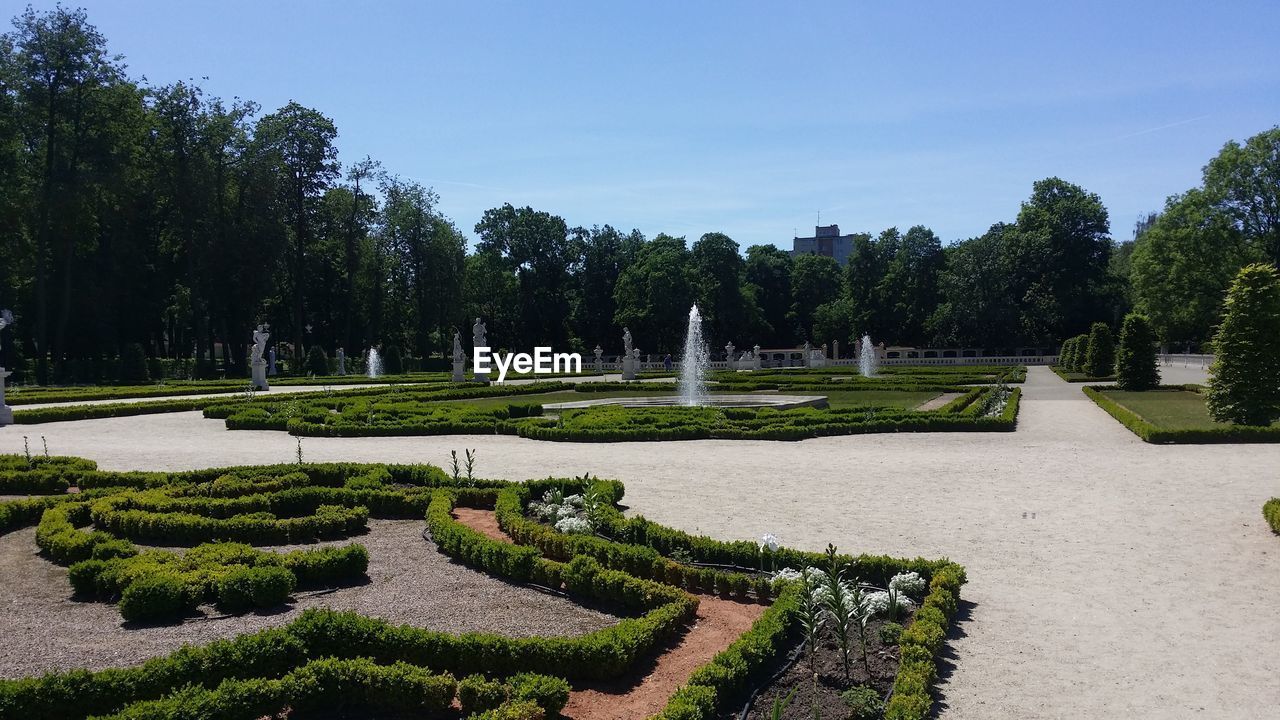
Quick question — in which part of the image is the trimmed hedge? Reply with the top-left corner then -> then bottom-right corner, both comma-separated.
1264,498 -> 1280,534
1083,385 -> 1280,443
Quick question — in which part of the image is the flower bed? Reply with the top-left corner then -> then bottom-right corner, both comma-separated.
0,456 -> 965,720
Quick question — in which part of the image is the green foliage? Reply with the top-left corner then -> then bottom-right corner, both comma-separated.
879,621 -> 904,645
117,344 -> 150,384
505,673 -> 570,715
1115,313 -> 1160,391
1264,498 -> 1280,534
1084,385 -> 1280,443
381,345 -> 404,374
1207,263 -> 1280,425
458,674 -> 507,715
1082,322 -> 1115,378
304,345 -> 329,376
842,685 -> 884,719
216,565 -> 297,613
119,573 -> 194,623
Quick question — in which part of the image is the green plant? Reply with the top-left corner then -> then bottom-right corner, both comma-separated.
382,345 -> 404,374
118,573 -> 192,623
458,674 -> 507,714
1207,263 -> 1280,425
118,343 -> 151,384
465,448 -> 477,485
1115,313 -> 1160,391
506,672 -> 571,715
1264,498 -> 1280,534
768,687 -> 797,719
216,565 -> 297,613
880,621 -> 903,645
1082,322 -> 1115,378
842,685 -> 883,719
306,345 -> 329,376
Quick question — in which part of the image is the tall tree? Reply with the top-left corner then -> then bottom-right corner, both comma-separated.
474,204 -> 571,349
744,245 -> 794,347
1203,127 -> 1280,264
690,232 -> 755,346
613,234 -> 694,354
254,101 -> 339,360
569,225 -> 642,350
790,253 -> 843,342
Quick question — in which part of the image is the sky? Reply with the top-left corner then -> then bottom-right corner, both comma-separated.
17,0 -> 1280,249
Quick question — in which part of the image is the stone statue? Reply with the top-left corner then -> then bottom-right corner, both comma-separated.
472,317 -> 487,348
623,327 -> 633,356
593,345 -> 603,373
251,324 -> 270,390
336,347 -> 346,375
0,310 -> 14,426
451,330 -> 466,382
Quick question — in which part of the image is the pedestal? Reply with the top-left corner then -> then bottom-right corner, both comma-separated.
0,367 -> 12,426
452,360 -> 465,382
621,355 -> 637,381
251,359 -> 270,391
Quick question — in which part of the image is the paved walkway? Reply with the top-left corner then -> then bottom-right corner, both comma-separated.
1,367 -> 1277,718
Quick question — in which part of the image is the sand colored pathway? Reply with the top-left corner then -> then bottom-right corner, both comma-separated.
2,367 -> 1278,718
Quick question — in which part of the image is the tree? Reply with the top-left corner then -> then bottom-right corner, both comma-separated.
475,204 -> 571,349
463,251 -> 518,351
1206,263 -> 1280,426
744,245 -> 794,346
1130,189 -> 1255,346
1082,323 -> 1115,378
929,224 -> 1020,348
690,232 -> 753,346
812,298 -> 856,352
1203,127 -> 1280,264
1114,313 -> 1160,391
879,225 -> 943,345
613,235 -> 694,354
255,102 -> 340,360
790,253 -> 843,341
570,225 -> 643,350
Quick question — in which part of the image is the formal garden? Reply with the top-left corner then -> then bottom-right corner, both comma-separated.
0,454 -> 964,720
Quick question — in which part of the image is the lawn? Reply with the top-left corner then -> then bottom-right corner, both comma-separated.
1084,385 -> 1280,442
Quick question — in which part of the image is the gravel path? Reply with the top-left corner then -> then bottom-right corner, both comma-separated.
0,519 -> 617,678
2,367 -> 1278,717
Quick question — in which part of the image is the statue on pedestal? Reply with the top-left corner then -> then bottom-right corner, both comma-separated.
251,324 -> 270,390
336,347 -> 347,375
472,318 -> 489,382
725,341 -> 736,369
451,330 -> 466,382
593,345 -> 603,374
621,328 -> 637,380
0,309 -> 14,425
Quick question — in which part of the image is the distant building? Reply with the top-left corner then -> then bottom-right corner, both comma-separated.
791,224 -> 856,266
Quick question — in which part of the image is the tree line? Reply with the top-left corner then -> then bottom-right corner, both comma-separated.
1,7 -> 1276,381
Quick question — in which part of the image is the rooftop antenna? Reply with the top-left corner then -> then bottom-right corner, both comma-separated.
817,210 -> 821,227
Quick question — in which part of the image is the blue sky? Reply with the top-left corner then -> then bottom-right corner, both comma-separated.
27,0 -> 1280,248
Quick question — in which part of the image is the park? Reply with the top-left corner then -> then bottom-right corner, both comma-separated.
2,4 -> 1280,720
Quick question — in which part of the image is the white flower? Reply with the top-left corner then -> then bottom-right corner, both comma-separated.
771,567 -> 802,583
889,571 -> 926,598
555,516 -> 593,535
556,505 -> 578,520
759,533 -> 779,552
563,494 -> 584,507
866,589 -> 915,618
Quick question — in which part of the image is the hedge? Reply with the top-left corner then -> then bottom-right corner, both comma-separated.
1264,498 -> 1280,534
1083,386 -> 1280,443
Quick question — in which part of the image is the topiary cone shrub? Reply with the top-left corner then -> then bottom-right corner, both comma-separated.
306,345 -> 330,376
1082,323 -> 1115,378
1206,263 -> 1280,426
382,345 -> 404,375
118,343 -> 150,384
1115,313 -> 1160,391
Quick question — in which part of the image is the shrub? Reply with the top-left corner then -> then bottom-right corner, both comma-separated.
1082,322 -> 1115,378
382,346 -> 404,375
879,621 -> 903,645
506,673 -> 570,715
1264,498 -> 1280,534
118,343 -> 150,384
1207,263 -> 1280,425
119,573 -> 192,623
474,700 -> 546,720
216,565 -> 297,613
305,345 -> 329,376
842,685 -> 884,719
1115,313 -> 1160,391
458,674 -> 507,715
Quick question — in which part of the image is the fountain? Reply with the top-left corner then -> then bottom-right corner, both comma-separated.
367,348 -> 383,378
859,335 -> 878,378
678,305 -> 710,405
542,305 -> 828,412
